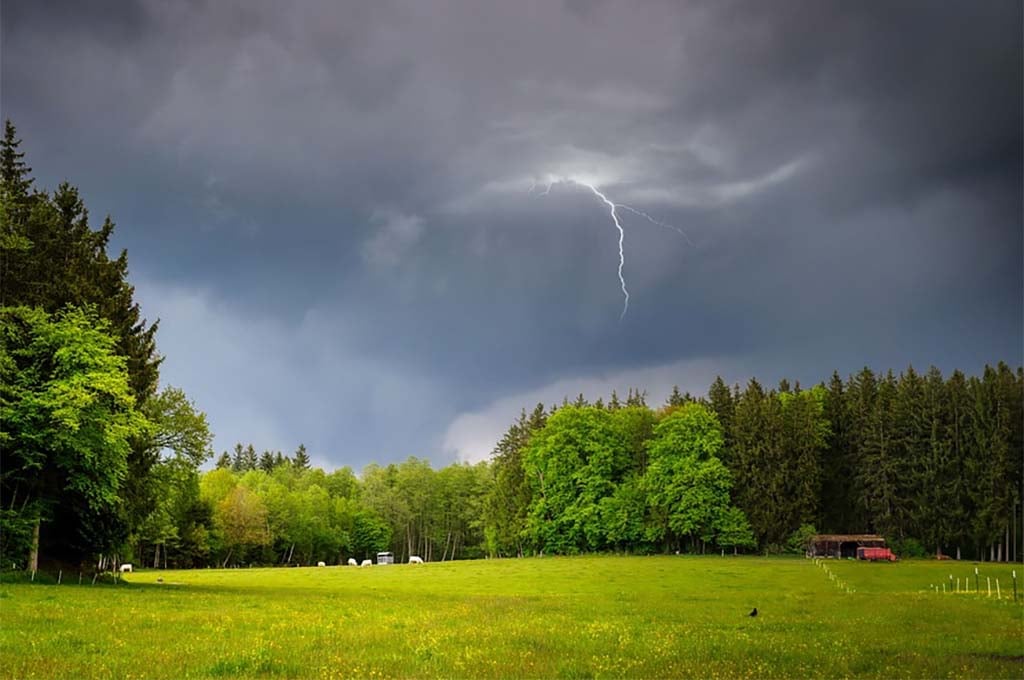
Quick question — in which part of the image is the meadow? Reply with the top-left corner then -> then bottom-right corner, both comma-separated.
1,556 -> 1021,679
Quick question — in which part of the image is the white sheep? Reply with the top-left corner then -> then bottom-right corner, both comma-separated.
347,558 -> 358,566
317,561 -> 326,567
120,564 -> 133,573
360,559 -> 372,567
409,556 -> 424,564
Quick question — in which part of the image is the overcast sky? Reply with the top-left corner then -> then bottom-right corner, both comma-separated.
4,1 -> 1021,469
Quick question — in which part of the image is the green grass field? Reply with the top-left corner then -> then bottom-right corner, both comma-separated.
1,556 -> 1021,678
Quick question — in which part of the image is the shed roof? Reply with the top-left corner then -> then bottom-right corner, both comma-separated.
810,534 -> 885,542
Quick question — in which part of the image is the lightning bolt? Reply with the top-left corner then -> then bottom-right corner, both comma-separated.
534,178 -> 686,319
616,204 -> 692,245
578,182 -> 630,320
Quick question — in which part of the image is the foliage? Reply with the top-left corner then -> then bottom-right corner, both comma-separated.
786,524 -> 819,554
890,537 -> 927,558
0,306 -> 149,562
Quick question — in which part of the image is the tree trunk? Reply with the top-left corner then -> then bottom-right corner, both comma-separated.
153,543 -> 160,569
28,518 -> 40,572
956,546 -> 961,560
222,547 -> 233,569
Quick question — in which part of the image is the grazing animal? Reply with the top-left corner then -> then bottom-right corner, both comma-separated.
317,561 -> 326,567
119,564 -> 133,573
348,558 -> 358,566
360,559 -> 372,567
409,556 -> 424,564
748,608 -> 758,617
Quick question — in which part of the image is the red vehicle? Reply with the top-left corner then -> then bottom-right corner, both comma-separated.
857,546 -> 898,562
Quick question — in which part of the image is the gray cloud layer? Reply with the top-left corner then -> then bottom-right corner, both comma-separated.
5,0 -> 1021,466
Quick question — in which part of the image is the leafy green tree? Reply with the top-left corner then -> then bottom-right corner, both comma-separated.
715,506 -> 756,554
642,403 -> 734,552
598,474 -> 648,551
0,306 -> 149,568
524,406 -> 627,553
351,509 -> 392,561
612,406 -> 656,475
215,486 -> 269,567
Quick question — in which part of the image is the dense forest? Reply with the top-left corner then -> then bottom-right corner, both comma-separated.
1,121 -> 1021,573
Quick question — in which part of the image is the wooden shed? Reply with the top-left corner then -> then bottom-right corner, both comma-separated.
808,534 -> 886,559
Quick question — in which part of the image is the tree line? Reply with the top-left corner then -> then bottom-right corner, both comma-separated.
183,361 -> 1021,568
2,120 -> 1020,572
483,368 -> 1022,562
1,121 -> 211,571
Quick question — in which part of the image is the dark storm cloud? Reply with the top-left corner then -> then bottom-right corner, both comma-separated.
4,1 -> 1020,465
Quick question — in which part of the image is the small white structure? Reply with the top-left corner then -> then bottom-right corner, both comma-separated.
376,551 -> 394,565
347,558 -> 358,566
409,555 -> 424,564
120,564 -> 133,573
360,559 -> 372,567
317,561 -> 326,567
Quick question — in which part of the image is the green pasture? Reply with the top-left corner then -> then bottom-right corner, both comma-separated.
1,556 -> 1020,678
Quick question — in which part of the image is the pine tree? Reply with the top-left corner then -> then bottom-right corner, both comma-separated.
779,386 -> 828,532
215,452 -> 232,469
242,444 -> 258,471
858,371 -> 904,538
231,443 -> 246,472
626,388 -> 647,407
730,379 -> 775,546
820,372 -> 854,532
707,377 -> 735,463
666,386 -> 685,407
259,451 -> 276,472
293,444 -> 311,471
0,120 -> 33,199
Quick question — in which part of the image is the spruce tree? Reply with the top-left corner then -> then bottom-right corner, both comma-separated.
231,443 -> 246,472
608,390 -> 621,410
820,371 -> 854,532
293,444 -> 311,471
242,444 -> 258,471
259,451 -> 276,472
707,377 -> 735,463
0,120 -> 33,200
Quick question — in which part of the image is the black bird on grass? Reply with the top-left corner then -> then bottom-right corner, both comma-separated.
748,608 -> 758,617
